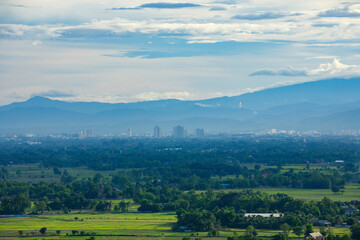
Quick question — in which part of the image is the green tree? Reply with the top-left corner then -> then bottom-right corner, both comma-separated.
319,226 -> 327,236
340,235 -> 351,240
0,194 -> 31,214
331,185 -> 340,194
36,201 -> 47,214
293,226 -> 303,237
95,201 -> 112,212
273,233 -> 287,240
53,168 -> 62,175
351,224 -> 360,240
346,218 -> 356,226
39,227 -> 47,236
280,223 -> 291,239
118,200 -> 130,212
305,224 -> 314,236
246,225 -> 257,237
93,173 -> 104,183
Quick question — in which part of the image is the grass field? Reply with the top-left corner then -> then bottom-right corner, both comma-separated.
0,212 -> 351,240
249,184 -> 360,201
211,184 -> 360,201
0,212 -> 176,237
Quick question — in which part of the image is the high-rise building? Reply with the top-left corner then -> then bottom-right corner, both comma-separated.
173,125 -> 185,138
127,128 -> 132,137
79,129 -> 93,138
153,126 -> 161,138
195,128 -> 204,138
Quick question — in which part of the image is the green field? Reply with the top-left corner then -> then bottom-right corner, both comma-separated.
0,212 -> 177,237
248,184 -> 360,201
195,184 -> 360,201
0,212 -> 351,240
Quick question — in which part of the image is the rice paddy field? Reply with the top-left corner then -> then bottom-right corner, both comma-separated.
249,184 -> 360,201
0,212 -> 351,240
216,184 -> 360,202
192,184 -> 360,202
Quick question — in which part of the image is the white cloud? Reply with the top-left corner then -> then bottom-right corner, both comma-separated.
250,59 -> 360,77
318,4 -> 360,18
307,56 -> 337,60
0,18 -> 358,44
1,0 -> 359,45
134,91 -> 192,101
194,102 -> 220,107
30,90 -> 75,98
32,40 -> 42,45
309,58 -> 357,75
250,67 -> 308,77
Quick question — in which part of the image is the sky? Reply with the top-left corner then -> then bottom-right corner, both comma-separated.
0,0 -> 360,105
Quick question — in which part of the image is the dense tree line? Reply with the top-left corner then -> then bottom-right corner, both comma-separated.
167,190 -> 356,232
1,137 -> 360,168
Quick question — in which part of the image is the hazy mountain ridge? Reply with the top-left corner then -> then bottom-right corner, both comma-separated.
1,77 -> 360,134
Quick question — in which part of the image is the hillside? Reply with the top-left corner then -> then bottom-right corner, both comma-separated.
1,77 -> 360,134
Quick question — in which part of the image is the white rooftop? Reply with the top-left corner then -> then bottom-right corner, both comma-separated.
245,213 -> 281,218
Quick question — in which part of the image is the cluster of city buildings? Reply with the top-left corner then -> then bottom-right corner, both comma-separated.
125,125 -> 205,138
78,129 -> 93,138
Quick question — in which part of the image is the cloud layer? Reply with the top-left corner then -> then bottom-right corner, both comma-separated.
134,91 -> 192,101
250,59 -> 360,77
30,90 -> 75,98
1,1 -> 360,44
232,12 -> 300,20
0,0 -> 360,105
111,2 -> 201,10
318,5 -> 360,18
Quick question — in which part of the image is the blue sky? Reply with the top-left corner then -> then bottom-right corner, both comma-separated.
0,0 -> 360,105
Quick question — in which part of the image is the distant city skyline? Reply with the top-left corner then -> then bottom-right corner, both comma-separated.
1,1 -> 360,105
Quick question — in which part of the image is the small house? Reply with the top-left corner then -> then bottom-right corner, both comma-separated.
311,219 -> 331,226
334,160 -> 344,165
308,232 -> 326,240
340,206 -> 357,216
244,213 -> 281,218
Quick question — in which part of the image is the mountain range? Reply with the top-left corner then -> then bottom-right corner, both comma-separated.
1,77 -> 360,135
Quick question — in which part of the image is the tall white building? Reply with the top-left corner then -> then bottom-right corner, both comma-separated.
173,125 -> 185,138
79,129 -> 93,138
195,128 -> 204,138
153,126 -> 161,138
127,128 -> 132,137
